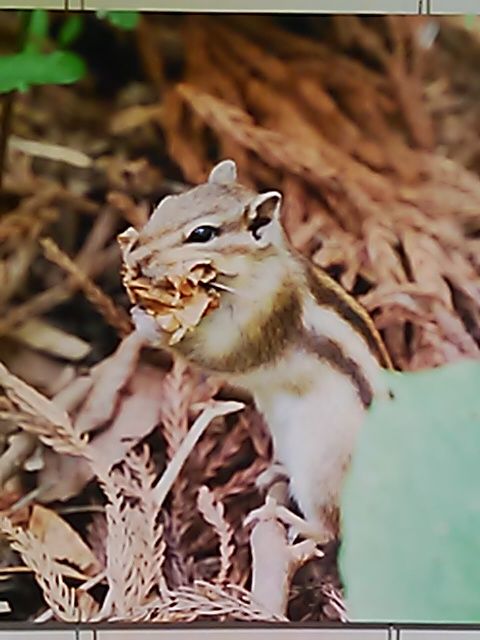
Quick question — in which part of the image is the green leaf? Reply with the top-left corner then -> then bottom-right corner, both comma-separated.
339,360 -> 480,623
98,11 -> 139,30
23,9 -> 49,53
0,50 -> 86,93
57,15 -> 84,48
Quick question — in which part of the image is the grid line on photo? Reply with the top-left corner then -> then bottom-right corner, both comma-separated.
0,0 -> 456,13
3,626 -> 480,638
0,0 -> 478,12
0,3 -> 479,636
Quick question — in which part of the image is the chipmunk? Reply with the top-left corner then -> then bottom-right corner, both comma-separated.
118,159 -> 393,544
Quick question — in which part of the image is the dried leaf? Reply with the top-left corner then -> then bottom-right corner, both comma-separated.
28,505 -> 100,575
88,363 -> 164,470
74,331 -> 145,435
7,318 -> 91,361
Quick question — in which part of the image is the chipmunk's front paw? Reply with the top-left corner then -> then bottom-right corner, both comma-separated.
246,498 -> 331,546
131,306 -> 168,347
274,505 -> 334,545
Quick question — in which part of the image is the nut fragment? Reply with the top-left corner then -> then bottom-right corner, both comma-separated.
118,232 -> 225,345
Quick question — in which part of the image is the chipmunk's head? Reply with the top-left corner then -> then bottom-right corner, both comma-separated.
122,159 -> 286,273
118,160 -> 301,370
119,160 -> 290,331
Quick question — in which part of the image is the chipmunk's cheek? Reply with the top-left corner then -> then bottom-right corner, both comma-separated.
131,305 -> 164,344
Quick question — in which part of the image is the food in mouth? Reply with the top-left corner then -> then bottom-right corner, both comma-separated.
120,257 -> 222,345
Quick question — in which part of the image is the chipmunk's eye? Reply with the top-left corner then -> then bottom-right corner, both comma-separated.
185,225 -> 219,243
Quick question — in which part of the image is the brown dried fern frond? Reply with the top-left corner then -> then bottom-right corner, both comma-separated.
125,580 -> 286,623
94,445 -> 166,619
158,360 -> 195,546
0,362 -> 87,457
0,516 -> 98,622
145,15 -> 480,373
197,486 -> 234,584
160,358 -> 192,458
214,457 -> 269,502
200,412 -> 251,482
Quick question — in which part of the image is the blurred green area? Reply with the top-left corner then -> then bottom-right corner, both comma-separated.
340,360 -> 480,623
0,9 -> 139,94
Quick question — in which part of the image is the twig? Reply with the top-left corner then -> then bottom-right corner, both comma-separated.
8,485 -> 51,514
151,401 -> 244,509
0,244 -> 118,337
8,135 -> 92,168
40,237 -> 132,338
0,91 -> 15,190
0,566 -> 32,574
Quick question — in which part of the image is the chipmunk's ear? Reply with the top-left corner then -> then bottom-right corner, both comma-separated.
137,194 -> 171,236
152,195 -> 175,217
208,159 -> 237,185
248,191 -> 282,223
246,191 -> 282,243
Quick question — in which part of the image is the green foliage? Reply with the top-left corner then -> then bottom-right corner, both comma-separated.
0,8 -> 139,95
0,50 -> 85,94
57,15 -> 84,48
0,9 -> 86,94
339,360 -> 480,623
23,7 -> 49,51
97,11 -> 140,31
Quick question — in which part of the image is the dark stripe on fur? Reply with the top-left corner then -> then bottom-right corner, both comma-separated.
302,332 -> 373,408
305,264 -> 392,369
176,286 -> 303,374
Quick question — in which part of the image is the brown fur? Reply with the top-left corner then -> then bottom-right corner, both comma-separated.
175,285 -> 303,374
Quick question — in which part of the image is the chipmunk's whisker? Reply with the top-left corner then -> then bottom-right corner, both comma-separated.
208,281 -> 236,294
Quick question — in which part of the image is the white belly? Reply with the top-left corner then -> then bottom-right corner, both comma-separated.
252,364 -> 366,535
